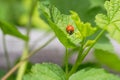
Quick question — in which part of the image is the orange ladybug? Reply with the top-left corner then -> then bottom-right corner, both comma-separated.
66,25 -> 74,35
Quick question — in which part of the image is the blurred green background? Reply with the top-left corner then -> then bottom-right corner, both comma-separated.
0,0 -> 106,29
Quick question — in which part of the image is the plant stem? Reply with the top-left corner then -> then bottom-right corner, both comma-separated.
2,33 -> 11,70
65,48 -> 69,79
16,0 -> 37,80
68,29 -> 105,77
16,46 -> 28,80
68,39 -> 85,77
80,29 -> 105,63
2,36 -> 55,80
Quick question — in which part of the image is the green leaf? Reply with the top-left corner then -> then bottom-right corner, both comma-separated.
39,2 -> 81,48
95,0 -> 120,43
94,49 -> 120,72
69,68 -> 120,80
94,34 -> 114,52
48,20 -> 76,48
24,63 -> 66,80
70,11 -> 97,38
0,20 -> 28,41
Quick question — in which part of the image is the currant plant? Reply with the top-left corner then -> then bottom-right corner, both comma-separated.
23,0 -> 120,80
1,0 -> 120,80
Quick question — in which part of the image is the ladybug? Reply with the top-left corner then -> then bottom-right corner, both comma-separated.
66,25 -> 74,35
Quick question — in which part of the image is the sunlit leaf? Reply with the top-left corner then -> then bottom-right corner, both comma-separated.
70,11 -> 97,38
39,1 -> 98,48
39,2 -> 81,48
95,0 -> 120,43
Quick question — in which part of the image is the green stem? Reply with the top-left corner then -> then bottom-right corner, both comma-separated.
2,33 -> 11,70
80,29 -> 105,63
68,29 -> 105,77
68,39 -> 85,77
65,48 -> 69,80
16,47 -> 28,80
16,0 -> 37,80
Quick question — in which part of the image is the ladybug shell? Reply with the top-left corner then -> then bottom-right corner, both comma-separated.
66,25 -> 74,35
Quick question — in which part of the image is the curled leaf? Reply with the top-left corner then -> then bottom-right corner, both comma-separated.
71,11 -> 97,38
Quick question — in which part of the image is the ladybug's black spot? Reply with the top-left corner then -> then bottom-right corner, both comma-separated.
67,30 -> 74,35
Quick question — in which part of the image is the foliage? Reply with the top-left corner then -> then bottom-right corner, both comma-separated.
94,0 -> 120,72
24,63 -> 120,80
95,0 -> 120,43
0,20 -> 28,41
70,11 -> 96,38
1,0 -> 120,80
69,68 -> 120,80
23,63 -> 66,80
39,1 -> 96,48
94,49 -> 120,72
